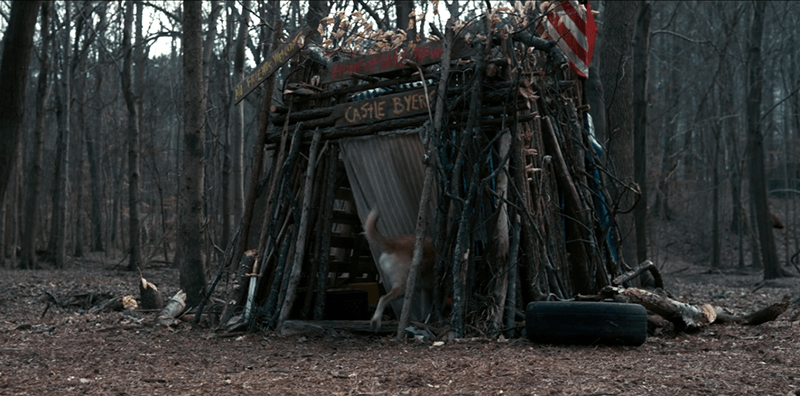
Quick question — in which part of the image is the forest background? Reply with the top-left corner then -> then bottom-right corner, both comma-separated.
0,0 -> 798,301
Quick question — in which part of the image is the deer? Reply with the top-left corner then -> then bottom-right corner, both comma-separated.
363,208 -> 436,331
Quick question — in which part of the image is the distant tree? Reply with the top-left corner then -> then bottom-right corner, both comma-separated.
598,1 -> 638,268
19,1 -> 51,269
230,0 -> 249,240
48,1 -> 74,268
179,0 -> 208,306
632,0 -> 651,265
121,0 -> 143,271
86,1 -> 109,254
745,1 -> 788,279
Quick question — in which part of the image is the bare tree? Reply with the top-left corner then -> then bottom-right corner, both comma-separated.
180,0 -> 208,306
0,1 -> 41,222
121,0 -> 143,271
19,1 -> 52,269
230,0 -> 249,239
598,1 -> 638,268
745,1 -> 787,279
632,0 -> 651,265
395,0 -> 413,36
86,1 -> 109,254
48,2 -> 75,268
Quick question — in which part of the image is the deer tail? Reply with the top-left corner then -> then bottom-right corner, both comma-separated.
364,208 -> 386,249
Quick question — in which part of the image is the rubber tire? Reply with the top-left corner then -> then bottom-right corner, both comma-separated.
526,301 -> 647,346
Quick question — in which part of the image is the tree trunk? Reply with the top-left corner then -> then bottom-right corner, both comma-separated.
0,1 -> 41,204
20,1 -> 51,269
745,1 -> 782,279
598,1 -> 638,269
231,0 -> 249,232
632,0 -> 650,265
711,131 -> 721,268
86,2 -> 107,254
180,0 -> 209,307
122,0 -> 143,271
49,3 -> 73,268
395,0 -> 412,33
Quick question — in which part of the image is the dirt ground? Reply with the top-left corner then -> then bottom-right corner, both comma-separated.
1,252 -> 799,396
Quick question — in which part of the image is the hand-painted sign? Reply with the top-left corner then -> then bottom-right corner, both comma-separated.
324,41 -> 465,83
234,27 -> 310,104
334,87 -> 436,127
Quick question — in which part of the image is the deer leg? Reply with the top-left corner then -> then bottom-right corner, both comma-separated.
371,285 -> 403,331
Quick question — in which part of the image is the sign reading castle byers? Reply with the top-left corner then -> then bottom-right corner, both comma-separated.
234,26 -> 310,104
333,88 -> 436,127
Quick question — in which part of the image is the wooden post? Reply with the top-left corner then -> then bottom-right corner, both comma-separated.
395,18 -> 456,339
504,210 -> 521,338
277,129 -> 322,331
313,144 -> 339,320
450,26 -> 487,339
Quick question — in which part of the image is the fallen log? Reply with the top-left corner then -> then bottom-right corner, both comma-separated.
602,286 -> 716,330
612,259 -> 663,289
599,286 -> 792,331
157,290 -> 187,326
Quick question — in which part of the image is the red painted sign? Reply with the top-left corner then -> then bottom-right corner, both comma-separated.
323,41 -> 448,83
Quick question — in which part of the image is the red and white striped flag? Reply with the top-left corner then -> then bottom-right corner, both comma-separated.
542,1 -> 597,78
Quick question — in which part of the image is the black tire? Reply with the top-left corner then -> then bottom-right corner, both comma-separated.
526,301 -> 647,346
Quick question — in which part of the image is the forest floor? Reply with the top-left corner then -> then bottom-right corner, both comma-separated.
1,250 -> 799,395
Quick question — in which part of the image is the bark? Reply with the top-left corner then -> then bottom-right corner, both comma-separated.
203,0 -> 221,92
602,286 -> 716,330
487,131 -> 511,337
276,130 -> 322,331
87,2 -> 107,253
632,0 -> 650,265
541,116 -> 593,294
598,1 -> 638,269
395,0 -> 413,34
157,290 -> 188,325
0,1 -> 41,203
139,276 -> 164,310
745,1 -> 783,279
600,286 -> 790,329
19,2 -> 51,270
179,0 -> 208,307
611,259 -> 663,289
450,33 -> 486,338
49,3 -> 73,268
504,209 -> 521,338
312,144 -> 339,320
230,0 -> 249,244
711,130 -> 721,268
653,32 -> 679,222
122,1 -> 143,271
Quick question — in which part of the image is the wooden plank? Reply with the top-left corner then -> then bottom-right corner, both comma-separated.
329,236 -> 356,250
333,88 -> 436,127
328,259 -> 375,275
323,41 -> 444,83
333,187 -> 353,201
331,210 -> 360,226
233,26 -> 310,104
